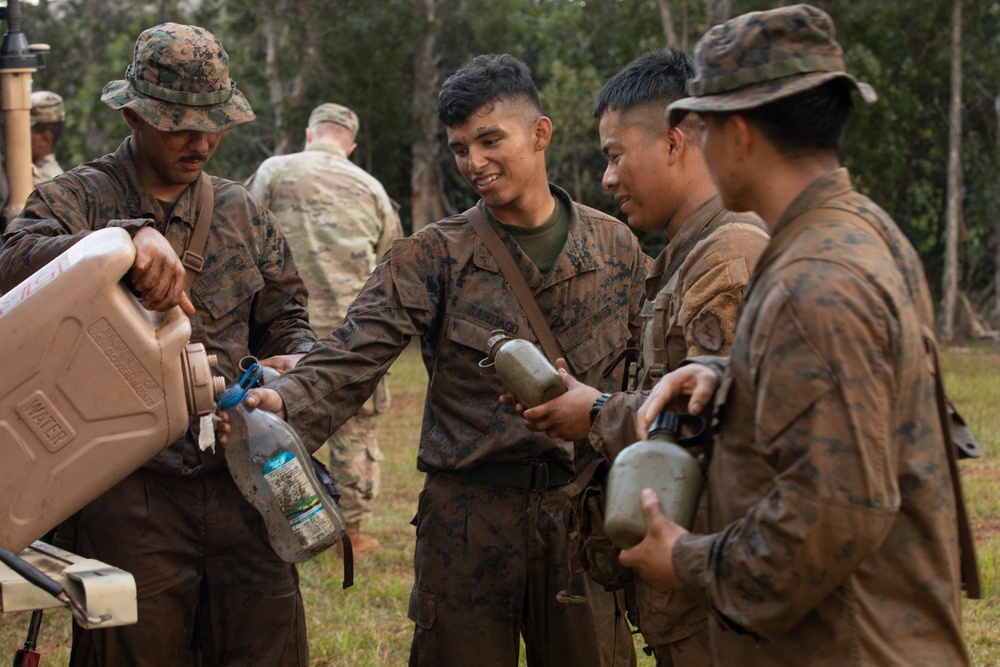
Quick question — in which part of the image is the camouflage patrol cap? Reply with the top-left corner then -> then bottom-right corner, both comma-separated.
30,91 -> 65,126
667,4 -> 877,127
308,103 -> 359,141
101,23 -> 255,133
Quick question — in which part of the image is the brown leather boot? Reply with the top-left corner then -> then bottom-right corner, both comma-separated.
337,521 -> 381,557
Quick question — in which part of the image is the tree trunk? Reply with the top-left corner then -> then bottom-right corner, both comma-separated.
261,0 -> 321,155
941,0 -> 962,343
410,0 -> 447,232
994,92 -> 1000,329
658,0 -> 679,48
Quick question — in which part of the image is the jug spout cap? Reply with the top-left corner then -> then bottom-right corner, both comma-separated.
182,343 -> 224,416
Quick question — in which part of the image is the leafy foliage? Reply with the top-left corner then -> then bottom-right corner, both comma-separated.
15,0 -> 1000,302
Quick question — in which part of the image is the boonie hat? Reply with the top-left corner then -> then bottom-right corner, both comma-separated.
308,103 -> 359,141
30,91 -> 65,126
101,22 -> 255,133
667,4 -> 877,127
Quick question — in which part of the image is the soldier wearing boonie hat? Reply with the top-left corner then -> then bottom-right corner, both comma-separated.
621,5 -> 974,667
30,90 -> 66,184
101,22 -> 255,132
666,3 -> 876,128
1,22 -> 316,667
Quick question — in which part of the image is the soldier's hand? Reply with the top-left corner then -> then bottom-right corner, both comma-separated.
244,387 -> 287,420
131,226 -> 195,315
618,488 -> 687,590
214,410 -> 231,449
214,389 -> 286,448
521,359 -> 601,441
259,353 -> 305,374
637,363 -> 718,438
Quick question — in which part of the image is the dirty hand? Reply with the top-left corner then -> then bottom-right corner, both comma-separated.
244,387 -> 287,420
521,359 -> 601,441
618,488 -> 688,591
636,363 -> 718,438
214,410 -> 231,448
131,226 -> 195,315
216,388 -> 286,448
259,353 -> 305,373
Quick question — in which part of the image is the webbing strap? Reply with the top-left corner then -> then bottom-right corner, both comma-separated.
464,205 -> 568,370
182,173 -> 214,292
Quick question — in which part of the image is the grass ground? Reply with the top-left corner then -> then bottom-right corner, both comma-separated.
1,344 -> 997,665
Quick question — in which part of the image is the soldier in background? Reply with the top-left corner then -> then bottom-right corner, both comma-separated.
624,5 -> 972,666
247,102 -> 402,556
517,48 -> 769,665
30,90 -> 65,184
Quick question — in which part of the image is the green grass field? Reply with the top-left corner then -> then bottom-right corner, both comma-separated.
2,344 -> 997,665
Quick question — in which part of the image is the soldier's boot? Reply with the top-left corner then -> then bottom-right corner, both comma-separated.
337,521 -> 381,557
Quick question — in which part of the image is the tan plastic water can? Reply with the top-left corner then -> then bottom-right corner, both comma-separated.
0,227 -> 224,552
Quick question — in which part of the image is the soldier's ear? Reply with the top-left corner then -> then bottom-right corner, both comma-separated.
665,126 -> 687,165
122,108 -> 142,132
532,115 -> 553,152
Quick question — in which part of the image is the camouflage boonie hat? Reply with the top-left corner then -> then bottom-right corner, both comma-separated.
667,4 -> 877,126
101,23 -> 255,133
308,103 -> 359,141
30,91 -> 65,126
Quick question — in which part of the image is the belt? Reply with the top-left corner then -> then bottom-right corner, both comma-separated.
451,461 -> 574,491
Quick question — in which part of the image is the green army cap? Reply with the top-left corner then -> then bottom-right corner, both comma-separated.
308,103 -> 359,141
667,4 -> 877,127
30,91 -> 65,126
101,23 -> 255,133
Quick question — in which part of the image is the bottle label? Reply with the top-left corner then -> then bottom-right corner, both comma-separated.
262,452 -> 336,547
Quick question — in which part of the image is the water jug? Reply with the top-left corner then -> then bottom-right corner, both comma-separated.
0,227 -> 225,552
479,331 -> 566,408
604,411 -> 704,549
220,364 -> 346,562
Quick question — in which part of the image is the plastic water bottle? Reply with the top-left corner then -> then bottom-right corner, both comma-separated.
603,410 -> 704,549
220,363 -> 345,562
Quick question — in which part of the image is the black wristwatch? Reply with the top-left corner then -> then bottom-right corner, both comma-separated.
589,393 -> 612,425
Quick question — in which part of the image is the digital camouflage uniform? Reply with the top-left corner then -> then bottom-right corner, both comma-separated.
247,131 -> 402,525
30,90 -> 65,185
591,195 -> 767,665
0,24 -> 316,667
673,170 -> 969,666
268,185 -> 648,666
661,6 -> 969,664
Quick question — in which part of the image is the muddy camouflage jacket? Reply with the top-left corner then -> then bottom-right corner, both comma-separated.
269,184 -> 649,472
591,195 -> 768,647
0,137 -> 316,477
673,170 -> 970,666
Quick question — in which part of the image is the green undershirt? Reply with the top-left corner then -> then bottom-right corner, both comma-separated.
500,198 -> 569,275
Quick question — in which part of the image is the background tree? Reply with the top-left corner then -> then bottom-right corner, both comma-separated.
15,0 -> 1000,328
941,0 -> 963,343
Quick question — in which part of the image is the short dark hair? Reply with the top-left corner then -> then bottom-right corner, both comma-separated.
737,79 -> 854,157
591,48 -> 694,120
437,53 -> 541,128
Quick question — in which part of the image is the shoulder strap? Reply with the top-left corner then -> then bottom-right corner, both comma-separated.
182,173 -> 215,292
464,205 -> 567,369
759,204 -> 981,599
925,332 -> 982,598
